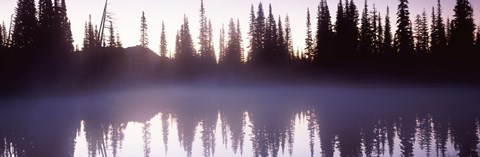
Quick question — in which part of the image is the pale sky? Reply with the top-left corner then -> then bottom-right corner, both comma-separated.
1,0 -> 479,56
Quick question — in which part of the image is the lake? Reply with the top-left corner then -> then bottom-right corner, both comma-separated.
1,85 -> 480,157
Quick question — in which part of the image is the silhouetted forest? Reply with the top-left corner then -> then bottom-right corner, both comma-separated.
1,0 -> 480,95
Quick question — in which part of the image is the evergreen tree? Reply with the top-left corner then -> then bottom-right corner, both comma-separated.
335,0 -> 347,55
219,24 -> 226,64
395,0 -> 414,55
12,0 -> 38,48
140,11 -> 149,48
108,21 -> 116,47
450,0 -> 476,55
277,16 -> 288,64
116,31 -> 122,48
383,7 -> 393,54
475,26 -> 480,52
225,19 -> 242,66
430,0 -> 447,55
305,8 -> 314,61
37,0 -> 54,49
160,21 -> 168,57
371,5 -> 378,54
359,0 -> 373,55
56,0 -> 73,52
0,22 -> 4,48
175,16 -> 196,62
315,0 -> 334,59
414,10 -> 429,54
446,18 -> 452,44
264,4 -> 277,65
377,13 -> 384,54
247,4 -> 256,62
87,15 -> 96,49
284,16 -> 294,60
198,0 -> 215,65
254,3 -> 266,63
344,0 -> 360,55
236,19 -> 244,62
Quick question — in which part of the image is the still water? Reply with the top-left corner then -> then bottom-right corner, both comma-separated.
1,86 -> 480,157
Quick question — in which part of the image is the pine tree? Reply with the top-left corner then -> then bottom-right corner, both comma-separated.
315,0 -> 334,59
475,26 -> 480,51
219,24 -> 226,64
83,22 -> 89,50
335,0 -> 347,55
431,0 -> 447,55
383,7 -> 393,54
264,4 -> 277,65
344,0 -> 359,55
236,19 -> 244,62
0,22 -> 4,48
247,4 -> 256,62
414,11 -> 429,54
140,11 -> 149,48
160,21 -> 168,57
254,3 -> 266,63
176,16 -> 196,62
12,0 -> 38,48
225,19 -> 242,66
450,0 -> 476,55
371,4 -> 378,54
1,23 -> 7,46
285,15 -> 294,60
377,13 -> 384,54
305,8 -> 314,61
395,0 -> 414,55
198,0 -> 215,65
57,0 -> 73,52
38,0 -> 54,49
116,31 -> 122,48
359,0 -> 373,55
277,16 -> 287,64
108,21 -> 116,47
88,15 -> 96,49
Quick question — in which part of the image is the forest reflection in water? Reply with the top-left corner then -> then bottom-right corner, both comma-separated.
1,86 -> 480,157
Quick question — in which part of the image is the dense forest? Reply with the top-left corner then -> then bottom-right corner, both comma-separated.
1,0 -> 480,94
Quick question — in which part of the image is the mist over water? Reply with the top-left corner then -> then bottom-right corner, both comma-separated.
1,85 -> 480,157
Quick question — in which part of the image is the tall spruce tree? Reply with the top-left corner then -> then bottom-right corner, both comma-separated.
56,0 -> 73,52
377,12 -> 384,54
285,15 -> 294,60
198,0 -> 215,65
383,7 -> 393,54
264,4 -> 277,65
0,22 -> 4,48
12,0 -> 38,48
450,0 -> 475,55
37,0 -> 54,49
475,26 -> 480,52
344,0 -> 359,55
140,11 -> 149,48
277,16 -> 288,65
160,21 -> 168,57
116,31 -> 122,48
225,19 -> 242,67
431,0 -> 447,55
176,15 -> 196,62
315,0 -> 334,59
219,24 -> 226,64
395,0 -> 414,55
247,4 -> 256,62
108,21 -> 116,47
335,0 -> 347,55
305,8 -> 314,61
413,10 -> 429,54
359,0 -> 373,55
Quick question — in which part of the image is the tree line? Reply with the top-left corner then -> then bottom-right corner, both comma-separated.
1,0 -> 480,89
